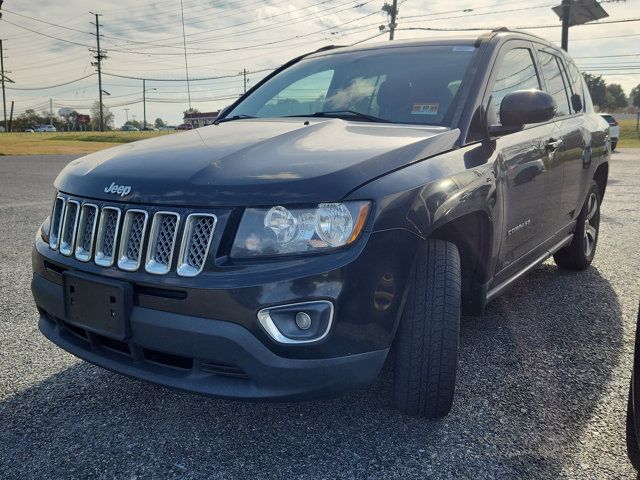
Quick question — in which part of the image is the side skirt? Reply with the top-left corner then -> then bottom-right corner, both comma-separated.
485,234 -> 573,304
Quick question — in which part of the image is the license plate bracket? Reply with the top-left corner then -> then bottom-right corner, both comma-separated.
63,271 -> 133,341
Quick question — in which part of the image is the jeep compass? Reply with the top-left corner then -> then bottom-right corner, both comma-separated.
31,30 -> 610,418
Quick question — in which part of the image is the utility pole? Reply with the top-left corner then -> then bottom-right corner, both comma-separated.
143,79 -> 146,129
90,13 -> 106,131
49,98 -> 53,125
243,68 -> 247,94
388,0 -> 399,40
124,108 -> 129,122
0,39 -> 6,133
8,100 -> 13,132
560,0 -> 570,51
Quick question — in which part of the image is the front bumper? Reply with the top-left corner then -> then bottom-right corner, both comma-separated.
33,273 -> 388,400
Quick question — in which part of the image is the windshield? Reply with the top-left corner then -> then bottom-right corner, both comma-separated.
225,45 -> 477,126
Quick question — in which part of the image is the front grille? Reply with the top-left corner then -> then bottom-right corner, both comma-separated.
48,195 -> 217,276
145,212 -> 180,275
117,210 -> 148,271
177,214 -> 217,277
75,204 -> 98,262
49,196 -> 65,250
59,200 -> 80,256
95,207 -> 122,267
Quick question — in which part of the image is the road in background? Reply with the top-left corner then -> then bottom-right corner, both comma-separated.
0,151 -> 639,479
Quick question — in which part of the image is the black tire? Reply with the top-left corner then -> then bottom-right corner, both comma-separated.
393,240 -> 461,418
627,380 -> 640,471
553,180 -> 601,270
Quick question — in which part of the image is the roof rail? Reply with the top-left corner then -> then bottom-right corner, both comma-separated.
312,45 -> 344,54
491,27 -> 510,33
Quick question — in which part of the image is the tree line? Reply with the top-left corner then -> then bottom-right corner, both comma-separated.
583,74 -> 640,114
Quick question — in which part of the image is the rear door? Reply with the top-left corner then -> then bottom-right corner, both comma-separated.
487,42 -> 564,279
535,48 -> 589,229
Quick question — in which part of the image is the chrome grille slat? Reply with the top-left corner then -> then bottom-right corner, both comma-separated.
117,210 -> 148,271
177,214 -> 217,277
74,204 -> 98,262
145,212 -> 180,275
49,196 -> 215,277
49,196 -> 66,250
59,200 -> 80,256
95,207 -> 122,267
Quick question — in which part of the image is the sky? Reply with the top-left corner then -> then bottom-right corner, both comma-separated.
1,0 -> 639,127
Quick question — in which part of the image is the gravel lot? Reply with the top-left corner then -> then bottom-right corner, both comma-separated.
0,150 -> 639,479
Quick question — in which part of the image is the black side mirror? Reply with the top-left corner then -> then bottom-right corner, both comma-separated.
571,93 -> 583,113
489,89 -> 557,136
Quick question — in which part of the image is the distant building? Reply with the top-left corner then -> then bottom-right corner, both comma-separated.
183,111 -> 220,128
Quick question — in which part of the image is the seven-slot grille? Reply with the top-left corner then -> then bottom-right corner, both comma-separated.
47,196 -> 217,276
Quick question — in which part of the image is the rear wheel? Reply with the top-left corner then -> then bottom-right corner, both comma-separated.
393,240 -> 461,418
553,180 -> 600,270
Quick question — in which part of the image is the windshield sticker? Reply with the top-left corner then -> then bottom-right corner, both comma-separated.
453,46 -> 475,52
411,103 -> 439,115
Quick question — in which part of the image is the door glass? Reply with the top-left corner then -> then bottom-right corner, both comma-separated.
538,51 -> 571,117
490,48 -> 541,123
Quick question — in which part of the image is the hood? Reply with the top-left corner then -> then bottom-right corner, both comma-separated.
55,118 -> 460,207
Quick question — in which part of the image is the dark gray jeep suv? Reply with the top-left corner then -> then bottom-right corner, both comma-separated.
32,29 -> 610,418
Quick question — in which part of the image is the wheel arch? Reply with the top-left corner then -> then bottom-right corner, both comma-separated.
594,161 -> 609,200
429,210 -> 492,314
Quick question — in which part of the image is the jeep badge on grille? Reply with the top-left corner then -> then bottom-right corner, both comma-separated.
104,182 -> 132,197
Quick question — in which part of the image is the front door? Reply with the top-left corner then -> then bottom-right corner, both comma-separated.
486,43 -> 565,280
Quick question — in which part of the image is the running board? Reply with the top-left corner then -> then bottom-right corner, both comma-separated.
486,235 -> 573,303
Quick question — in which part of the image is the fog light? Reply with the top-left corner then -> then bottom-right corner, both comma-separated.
295,312 -> 312,330
257,300 -> 334,344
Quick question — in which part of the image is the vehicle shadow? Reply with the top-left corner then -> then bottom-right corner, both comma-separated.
0,263 -> 627,479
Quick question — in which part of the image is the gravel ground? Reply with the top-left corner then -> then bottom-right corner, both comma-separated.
0,151 -> 639,479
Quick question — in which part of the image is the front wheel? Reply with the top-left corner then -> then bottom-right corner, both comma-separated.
393,240 -> 461,418
628,380 -> 640,470
553,180 -> 601,270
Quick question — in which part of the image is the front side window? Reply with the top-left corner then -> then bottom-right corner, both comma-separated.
489,48 -> 541,123
226,45 -> 477,126
538,50 -> 571,117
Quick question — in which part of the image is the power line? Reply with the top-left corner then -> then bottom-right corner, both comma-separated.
6,74 -> 95,90
102,68 -> 274,82
179,0 -> 192,109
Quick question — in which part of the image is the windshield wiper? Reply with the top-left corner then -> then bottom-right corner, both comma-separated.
214,115 -> 256,124
288,110 -> 391,123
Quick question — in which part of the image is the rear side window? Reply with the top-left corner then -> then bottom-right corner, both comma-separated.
490,48 -> 541,123
537,51 -> 571,117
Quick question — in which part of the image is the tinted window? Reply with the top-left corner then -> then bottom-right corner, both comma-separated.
538,51 -> 571,117
227,46 -> 477,126
490,48 -> 541,123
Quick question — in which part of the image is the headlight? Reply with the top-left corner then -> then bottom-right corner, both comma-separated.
231,201 -> 370,258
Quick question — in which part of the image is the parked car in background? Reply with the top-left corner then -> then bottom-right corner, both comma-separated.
121,125 -> 139,132
600,114 -> 619,151
159,125 -> 177,131
24,128 -> 35,133
31,30 -> 610,418
142,126 -> 158,131
176,123 -> 193,130
627,303 -> 640,470
35,125 -> 57,132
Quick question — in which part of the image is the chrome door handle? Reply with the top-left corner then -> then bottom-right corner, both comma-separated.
545,138 -> 563,151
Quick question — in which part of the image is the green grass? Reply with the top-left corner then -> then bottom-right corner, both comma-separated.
618,118 -> 640,149
48,131 -> 171,143
0,131 -> 174,155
